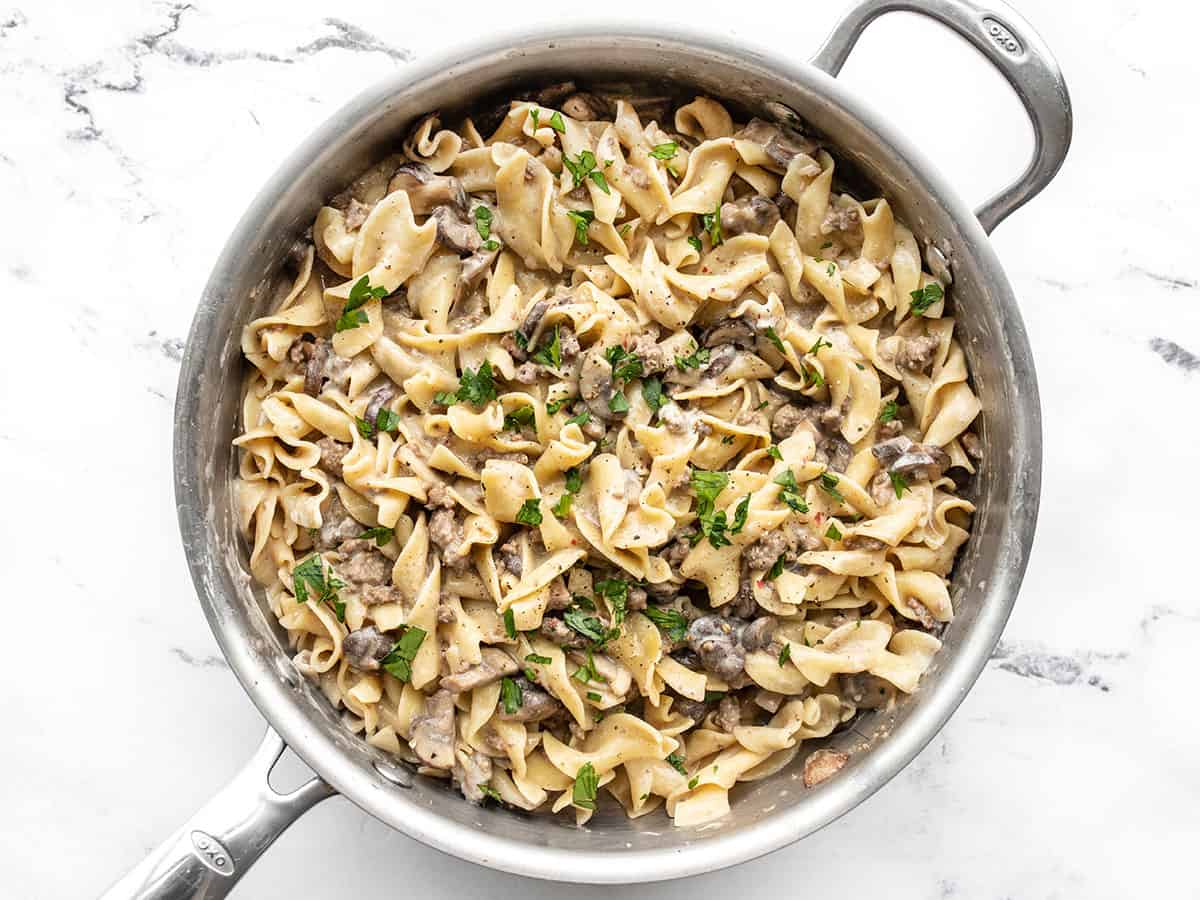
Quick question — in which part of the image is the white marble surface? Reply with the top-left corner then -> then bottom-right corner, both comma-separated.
2,1 -> 1197,897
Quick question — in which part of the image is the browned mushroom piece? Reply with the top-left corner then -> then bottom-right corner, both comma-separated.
719,195 -> 781,237
702,318 -> 757,351
803,748 -> 849,787
431,205 -> 482,255
440,647 -> 519,693
579,343 -> 617,421
735,118 -> 818,168
872,435 -> 951,481
561,92 -> 608,121
497,678 -> 562,723
388,162 -> 467,215
409,689 -> 456,770
342,626 -> 393,671
459,245 -> 499,296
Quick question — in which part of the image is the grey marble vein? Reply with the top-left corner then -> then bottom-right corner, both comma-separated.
1148,337 -> 1200,374
990,641 -> 1123,692
170,647 -> 228,669
1127,265 -> 1197,290
0,10 -> 25,37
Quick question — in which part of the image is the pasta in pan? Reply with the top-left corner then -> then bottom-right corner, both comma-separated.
233,82 -> 981,826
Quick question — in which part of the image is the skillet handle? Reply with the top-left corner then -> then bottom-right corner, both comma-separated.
99,728 -> 333,900
811,0 -> 1072,234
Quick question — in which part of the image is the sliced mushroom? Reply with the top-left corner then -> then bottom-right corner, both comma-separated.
714,694 -> 743,733
740,616 -> 777,652
872,435 -> 950,481
702,344 -> 738,379
497,677 -> 562,723
388,162 -> 467,215
719,195 -> 781,237
736,118 -> 817,169
515,299 -> 550,352
409,689 -> 456,770
562,92 -> 609,121
459,245 -> 499,296
342,625 -> 393,671
453,749 -> 493,804
579,343 -> 617,421
288,336 -> 328,397
440,647 -> 519,693
702,318 -> 757,351
431,205 -> 481,255
363,383 -> 395,431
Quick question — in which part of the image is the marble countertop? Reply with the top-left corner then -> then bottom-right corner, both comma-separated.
3,1 -> 1196,897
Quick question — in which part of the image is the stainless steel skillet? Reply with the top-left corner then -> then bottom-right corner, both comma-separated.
104,1 -> 1070,894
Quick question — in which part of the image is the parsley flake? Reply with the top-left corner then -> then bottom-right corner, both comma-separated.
689,469 -> 731,548
546,396 -> 576,415
563,150 -> 610,194
503,404 -> 535,432
335,275 -> 387,332
879,401 -> 899,424
643,606 -> 688,642
730,494 -> 751,534
641,376 -> 667,413
778,642 -> 792,666
500,676 -> 522,714
649,142 -> 678,160
889,471 -> 909,498
530,325 -> 563,369
548,110 -> 566,133
566,209 -> 595,246
503,608 -> 517,640
687,235 -> 703,254
774,469 -> 809,513
473,206 -> 493,241
766,555 -> 786,580
825,523 -> 843,541
766,445 -> 783,461
667,752 -> 688,775
909,282 -> 944,316
699,203 -> 722,246
515,498 -> 543,527
764,326 -> 786,354
573,762 -> 599,810
358,526 -> 394,547
675,345 -> 711,371
818,471 -> 844,503
381,626 -> 426,682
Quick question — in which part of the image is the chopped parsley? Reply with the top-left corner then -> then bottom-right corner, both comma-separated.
649,142 -> 678,160
503,608 -> 517,639
689,468 -> 731,548
526,652 -> 552,665
546,395 -> 576,415
375,408 -> 400,433
503,404 -> 535,432
687,235 -> 703,254
699,203 -> 722,246
643,606 -> 688,642
437,360 -> 497,407
687,776 -> 699,790
529,108 -> 540,130
666,752 -> 688,775
800,363 -> 825,388
552,466 -> 583,517
825,523 -> 842,541
608,391 -> 630,414
291,554 -> 345,620
563,607 -> 609,643
565,410 -> 591,426
500,676 -> 522,714
766,555 -> 786,580
571,647 -> 606,683
594,578 -> 629,628
730,494 -> 750,534
483,238 -> 500,251
778,642 -> 792,666
826,262 -> 836,277
473,206 -> 493,241
766,445 -> 782,461
721,434 -> 736,445
764,326 -> 785,354
809,337 -> 832,355
889,471 -> 909,498
605,345 -> 644,383
774,469 -> 809,513
380,626 -> 426,682
879,401 -> 899,424
530,325 -> 563,369
641,376 -> 667,413
756,400 -> 769,411
586,691 -> 602,702
563,150 -> 610,194
573,762 -> 599,810
479,783 -> 502,802
548,110 -> 566,133
515,498 -> 543,527
909,282 -> 944,316
334,275 -> 387,332
818,471 -> 845,503
358,526 -> 394,547
566,209 -> 594,245
675,345 -> 711,371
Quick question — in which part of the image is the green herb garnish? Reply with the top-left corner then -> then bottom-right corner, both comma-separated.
564,608 -> 609,643
689,468 -> 731,548
818,471 -> 844,503
381,626 -> 426,682
825,523 -> 842,541
778,642 -> 792,666
474,206 -> 493,241
889,471 -> 909,498
563,150 -> 610,194
730,494 -> 751,534
687,235 -> 703,254
766,445 -> 782,461
774,469 -> 809,513
643,606 -> 688,642
291,555 -> 345,620
809,337 -> 832,355
649,142 -> 678,160
573,762 -> 599,810
438,360 -> 497,407
608,391 -> 630,414
530,325 -> 563,369
879,401 -> 899,424
667,752 -> 688,775
547,396 -> 576,415
503,404 -> 535,432
548,110 -> 566,133
335,275 -> 387,332
500,676 -> 522,714
565,410 -> 591,426
566,209 -> 595,246
515,499 -> 543,526
358,526 -> 394,547
764,326 -> 785,354
552,466 -> 583,517
909,282 -> 944,316
675,345 -> 711,371
699,203 -> 722,246
765,555 -> 786,580
526,652 -> 552,665
641,376 -> 667,413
